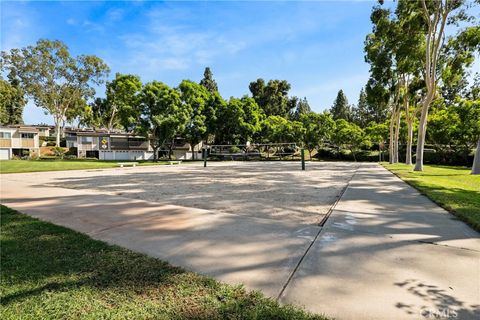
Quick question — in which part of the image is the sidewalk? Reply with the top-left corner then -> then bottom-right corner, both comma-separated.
279,163 -> 480,319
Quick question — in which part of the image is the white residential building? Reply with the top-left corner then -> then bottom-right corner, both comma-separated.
0,126 -> 40,160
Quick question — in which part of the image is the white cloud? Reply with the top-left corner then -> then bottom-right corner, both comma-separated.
116,13 -> 250,76
66,18 -> 76,25
106,8 -> 124,22
82,20 -> 105,34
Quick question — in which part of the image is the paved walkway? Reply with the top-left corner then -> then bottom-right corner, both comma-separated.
280,164 -> 479,319
1,163 -> 479,319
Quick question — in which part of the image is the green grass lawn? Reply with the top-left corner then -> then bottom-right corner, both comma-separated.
382,163 -> 480,231
0,160 -> 172,174
0,205 -> 326,320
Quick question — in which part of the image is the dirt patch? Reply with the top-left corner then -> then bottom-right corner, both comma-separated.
42,161 -> 357,225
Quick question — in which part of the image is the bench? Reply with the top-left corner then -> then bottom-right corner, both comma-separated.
117,162 -> 138,168
168,160 -> 182,165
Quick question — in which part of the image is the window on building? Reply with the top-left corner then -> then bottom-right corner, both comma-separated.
0,132 -> 12,139
81,136 -> 93,144
21,133 -> 34,139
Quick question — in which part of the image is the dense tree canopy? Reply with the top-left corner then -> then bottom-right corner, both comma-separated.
106,73 -> 143,132
215,96 -> 264,145
300,111 -> 335,158
2,1 -> 478,172
0,73 -> 26,125
179,80 -> 210,159
249,79 -> 292,117
138,81 -> 191,161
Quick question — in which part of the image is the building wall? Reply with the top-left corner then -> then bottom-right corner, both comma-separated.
11,131 -> 39,149
0,127 -> 39,159
77,136 -> 99,151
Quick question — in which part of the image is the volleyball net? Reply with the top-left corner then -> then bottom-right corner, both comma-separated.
204,142 -> 298,161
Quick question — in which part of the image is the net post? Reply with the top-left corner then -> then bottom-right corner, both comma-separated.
203,148 -> 207,167
301,148 -> 305,170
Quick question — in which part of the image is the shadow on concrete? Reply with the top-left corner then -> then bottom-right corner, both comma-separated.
394,279 -> 480,319
2,208 -> 318,320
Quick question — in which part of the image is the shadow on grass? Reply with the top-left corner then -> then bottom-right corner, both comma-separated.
0,206 -> 325,320
398,181 -> 480,232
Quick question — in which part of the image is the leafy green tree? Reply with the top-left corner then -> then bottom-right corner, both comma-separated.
249,79 -> 292,117
364,5 -> 396,126
440,26 -> 480,103
300,112 -> 335,159
289,97 -> 312,121
0,73 -> 26,125
332,119 -> 370,162
105,73 -> 142,132
138,81 -> 191,161
1,39 -> 109,145
262,115 -> 305,144
365,5 -> 400,163
215,96 -> 264,145
452,99 -> 480,162
199,67 -> 218,94
465,77 -> 480,174
427,105 -> 459,153
178,80 -> 210,159
63,92 -> 87,133
412,0 -> 472,171
330,90 -> 351,121
366,121 -> 389,160
352,88 -> 369,127
83,97 -> 109,129
204,92 -> 226,143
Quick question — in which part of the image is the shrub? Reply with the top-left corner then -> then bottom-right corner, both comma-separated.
65,147 -> 78,156
52,146 -> 66,159
229,146 -> 241,154
64,155 -> 77,160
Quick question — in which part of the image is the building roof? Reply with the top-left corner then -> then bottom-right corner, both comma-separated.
17,127 -> 39,133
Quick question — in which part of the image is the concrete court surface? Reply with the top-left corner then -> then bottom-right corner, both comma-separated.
1,161 -> 479,319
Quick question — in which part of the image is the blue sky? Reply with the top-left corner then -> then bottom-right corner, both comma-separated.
2,0 -> 472,125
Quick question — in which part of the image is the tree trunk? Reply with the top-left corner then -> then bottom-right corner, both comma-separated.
61,119 -> 66,139
351,148 -> 357,162
108,105 -> 117,133
55,118 -> 61,147
414,93 -> 434,171
308,149 -> 312,160
406,120 -> 413,165
394,109 -> 400,163
168,138 -> 174,160
472,137 -> 480,175
153,146 -> 158,162
389,112 -> 395,164
191,141 -> 198,160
